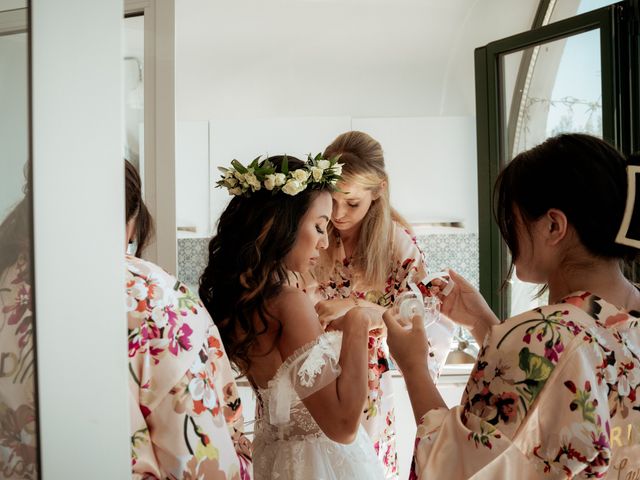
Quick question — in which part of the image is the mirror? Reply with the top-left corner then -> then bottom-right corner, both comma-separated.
0,3 -> 40,478
123,15 -> 145,183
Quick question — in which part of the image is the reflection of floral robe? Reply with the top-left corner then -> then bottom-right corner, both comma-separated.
127,256 -> 252,479
0,254 -> 37,479
299,222 -> 439,479
412,292 -> 640,479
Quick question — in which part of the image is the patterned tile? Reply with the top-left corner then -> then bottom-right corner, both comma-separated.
416,233 -> 479,289
178,233 -> 479,291
177,237 -> 210,291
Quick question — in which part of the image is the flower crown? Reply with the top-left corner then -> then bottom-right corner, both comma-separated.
216,154 -> 343,197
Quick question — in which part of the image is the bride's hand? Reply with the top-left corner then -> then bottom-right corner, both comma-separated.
327,306 -> 384,334
316,299 -> 357,329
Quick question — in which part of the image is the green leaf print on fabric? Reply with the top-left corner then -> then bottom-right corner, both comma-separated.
516,347 -> 555,405
564,380 -> 598,424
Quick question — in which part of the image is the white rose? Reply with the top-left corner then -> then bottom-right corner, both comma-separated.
332,163 -> 343,176
229,187 -> 243,196
244,172 -> 261,191
282,179 -> 305,196
225,177 -> 238,187
264,174 -> 276,190
274,173 -> 286,186
291,169 -> 310,183
311,166 -> 323,182
233,171 -> 245,182
317,159 -> 330,170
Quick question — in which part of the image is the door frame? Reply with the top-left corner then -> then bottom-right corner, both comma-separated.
125,0 -> 177,274
474,3 -> 632,318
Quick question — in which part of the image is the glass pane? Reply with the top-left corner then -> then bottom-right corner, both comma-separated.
123,15 -> 144,177
549,0 -> 619,24
501,28 -> 602,317
0,7 -> 39,479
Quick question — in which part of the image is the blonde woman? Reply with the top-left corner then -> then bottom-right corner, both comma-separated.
299,131 -> 452,479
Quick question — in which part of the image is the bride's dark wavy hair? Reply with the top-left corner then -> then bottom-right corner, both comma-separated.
199,156 -> 331,374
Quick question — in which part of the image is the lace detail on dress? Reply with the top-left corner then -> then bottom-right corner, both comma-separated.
259,331 -> 342,428
297,334 -> 338,387
252,331 -> 385,480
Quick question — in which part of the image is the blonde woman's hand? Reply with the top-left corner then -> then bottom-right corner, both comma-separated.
382,309 -> 429,373
436,269 -> 499,344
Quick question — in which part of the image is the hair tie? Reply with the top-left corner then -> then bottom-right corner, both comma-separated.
616,161 -> 640,249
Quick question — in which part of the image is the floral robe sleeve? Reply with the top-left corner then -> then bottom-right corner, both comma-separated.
412,292 -> 640,479
0,255 -> 38,479
127,256 -> 252,480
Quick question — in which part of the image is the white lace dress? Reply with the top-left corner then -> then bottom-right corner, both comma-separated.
252,331 -> 385,480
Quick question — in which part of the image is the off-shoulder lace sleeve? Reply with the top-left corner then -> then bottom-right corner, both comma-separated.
268,331 -> 343,425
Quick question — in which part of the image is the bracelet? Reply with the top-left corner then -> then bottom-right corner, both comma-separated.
352,296 -> 360,306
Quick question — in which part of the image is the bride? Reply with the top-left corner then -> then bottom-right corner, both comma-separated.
199,154 -> 385,479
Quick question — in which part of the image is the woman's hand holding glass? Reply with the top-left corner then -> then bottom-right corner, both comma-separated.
382,309 -> 429,374
431,269 -> 499,344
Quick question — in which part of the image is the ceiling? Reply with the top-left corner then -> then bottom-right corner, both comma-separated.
126,1 -> 543,119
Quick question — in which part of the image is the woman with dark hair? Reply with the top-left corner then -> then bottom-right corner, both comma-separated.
384,133 -> 640,479
125,159 -> 153,257
199,155 -> 385,479
124,160 -> 252,479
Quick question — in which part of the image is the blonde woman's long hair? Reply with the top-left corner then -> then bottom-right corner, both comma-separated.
323,131 -> 410,289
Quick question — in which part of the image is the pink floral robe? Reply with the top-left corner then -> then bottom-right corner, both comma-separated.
412,291 -> 640,479
299,222 -> 450,479
127,255 -> 252,479
0,254 -> 37,479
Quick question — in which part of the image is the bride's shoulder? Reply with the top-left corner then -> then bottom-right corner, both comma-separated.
271,286 -> 320,331
272,286 -> 312,312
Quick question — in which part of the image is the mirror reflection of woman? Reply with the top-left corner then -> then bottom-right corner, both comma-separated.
125,161 -> 252,479
385,134 -> 640,479
0,179 -> 38,479
199,155 -> 386,480
298,131 -> 453,479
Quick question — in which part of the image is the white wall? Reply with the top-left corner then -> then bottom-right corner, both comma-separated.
175,0 -> 539,236
32,0 -> 130,477
353,116 -> 477,229
177,121 -> 211,234
178,115 -> 478,235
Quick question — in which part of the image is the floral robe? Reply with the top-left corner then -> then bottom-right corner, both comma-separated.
412,291 -> 640,479
127,255 -> 252,479
299,222 -> 451,479
0,254 -> 38,479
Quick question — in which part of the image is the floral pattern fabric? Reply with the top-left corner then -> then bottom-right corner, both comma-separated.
299,222 -> 448,479
0,255 -> 37,479
127,255 -> 252,480
412,291 -> 640,479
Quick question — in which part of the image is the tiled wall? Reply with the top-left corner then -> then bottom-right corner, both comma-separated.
416,233 -> 479,289
178,233 -> 479,290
